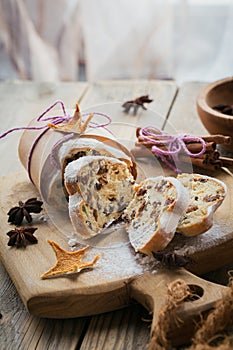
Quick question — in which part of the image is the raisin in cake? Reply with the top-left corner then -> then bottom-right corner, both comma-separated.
69,193 -> 121,238
124,176 -> 189,255
65,155 -> 135,214
176,173 -> 227,236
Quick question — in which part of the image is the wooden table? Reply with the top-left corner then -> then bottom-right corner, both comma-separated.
0,80 -> 232,350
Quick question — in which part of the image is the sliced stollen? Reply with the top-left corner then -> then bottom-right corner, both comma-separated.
69,193 -> 121,239
59,135 -> 137,179
65,155 -> 135,213
176,173 -> 227,236
124,176 -> 189,255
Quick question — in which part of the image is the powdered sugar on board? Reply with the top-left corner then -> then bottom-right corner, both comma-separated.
165,218 -> 233,258
68,231 -> 159,280
66,216 -> 233,280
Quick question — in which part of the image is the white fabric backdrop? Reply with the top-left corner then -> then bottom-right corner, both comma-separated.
0,0 -> 232,83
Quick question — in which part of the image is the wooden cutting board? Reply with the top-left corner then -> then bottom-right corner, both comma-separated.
0,164 -> 233,346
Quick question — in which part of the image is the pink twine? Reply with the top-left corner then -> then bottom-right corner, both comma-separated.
0,100 -> 112,183
83,111 -> 112,129
139,126 -> 206,173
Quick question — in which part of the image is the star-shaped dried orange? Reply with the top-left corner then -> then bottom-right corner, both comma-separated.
48,103 -> 94,134
41,240 -> 99,279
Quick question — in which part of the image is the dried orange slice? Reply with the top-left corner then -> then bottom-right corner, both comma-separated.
41,240 -> 99,279
48,103 -> 94,134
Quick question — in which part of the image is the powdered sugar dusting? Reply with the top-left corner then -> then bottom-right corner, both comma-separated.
167,219 -> 233,256
58,135 -> 132,163
64,155 -> 125,183
68,233 -> 159,280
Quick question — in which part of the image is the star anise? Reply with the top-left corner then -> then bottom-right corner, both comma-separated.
122,95 -> 153,115
7,198 -> 43,225
152,251 -> 193,269
213,104 -> 233,116
7,227 -> 38,248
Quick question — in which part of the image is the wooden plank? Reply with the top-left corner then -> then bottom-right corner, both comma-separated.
0,81 -> 88,176
80,79 -> 177,122
164,81 -> 207,134
79,80 -> 177,162
80,305 -> 150,350
0,260 -> 89,350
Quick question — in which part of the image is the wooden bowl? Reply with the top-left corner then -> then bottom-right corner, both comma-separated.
196,77 -> 233,152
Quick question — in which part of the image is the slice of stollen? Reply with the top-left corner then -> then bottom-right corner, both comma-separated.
59,135 -> 137,179
124,176 -> 189,255
64,155 -> 135,214
176,173 -> 227,236
69,193 -> 121,239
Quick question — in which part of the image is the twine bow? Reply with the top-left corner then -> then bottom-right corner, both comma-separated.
139,126 -> 206,172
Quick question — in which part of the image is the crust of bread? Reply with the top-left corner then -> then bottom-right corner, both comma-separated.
126,176 -> 189,255
59,134 -> 137,179
68,193 -> 120,239
176,173 -> 227,236
69,193 -> 93,238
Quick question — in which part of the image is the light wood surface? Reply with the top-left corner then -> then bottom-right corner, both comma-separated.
0,80 -> 232,350
165,81 -> 207,134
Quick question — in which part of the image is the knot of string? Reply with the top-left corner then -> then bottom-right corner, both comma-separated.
139,126 -> 206,172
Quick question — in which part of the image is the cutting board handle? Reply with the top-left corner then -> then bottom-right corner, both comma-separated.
129,268 -> 227,347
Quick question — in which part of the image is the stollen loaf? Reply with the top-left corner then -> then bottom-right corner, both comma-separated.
124,176 -> 189,255
176,173 -> 227,236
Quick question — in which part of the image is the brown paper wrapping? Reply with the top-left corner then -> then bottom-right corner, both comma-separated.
18,119 -> 64,190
